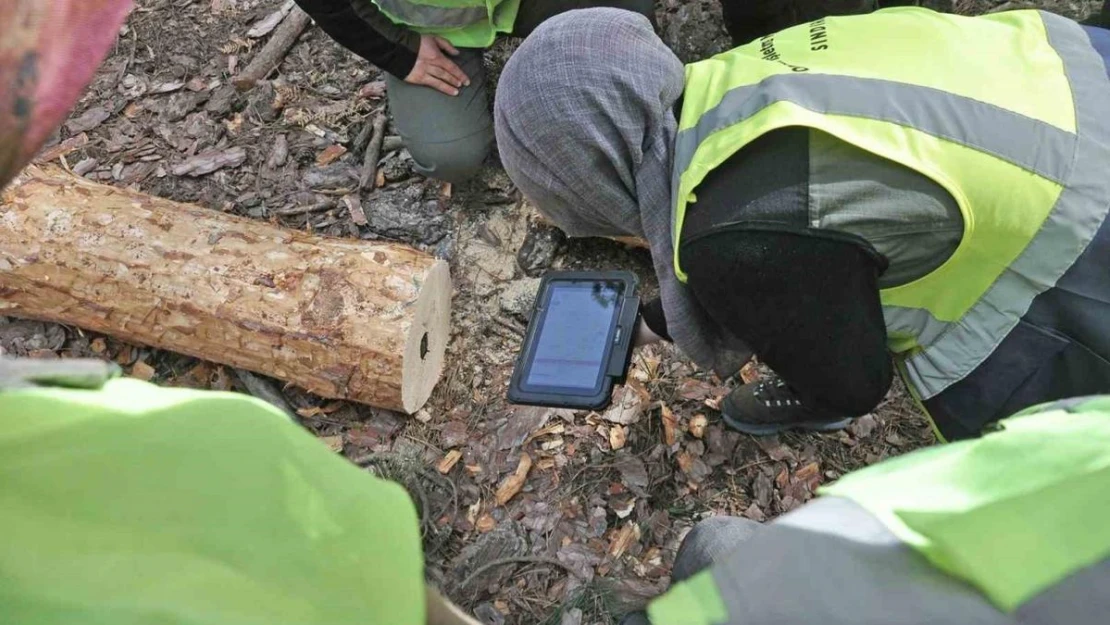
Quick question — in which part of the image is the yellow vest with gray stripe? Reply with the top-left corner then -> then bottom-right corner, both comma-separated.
371,0 -> 520,48
649,395 -> 1110,625
672,8 -> 1110,436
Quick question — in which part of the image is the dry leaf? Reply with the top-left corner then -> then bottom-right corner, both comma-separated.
602,386 -> 643,425
131,361 -> 155,381
795,461 -> 820,482
739,361 -> 761,384
466,500 -> 481,526
494,453 -> 532,506
660,403 -> 678,446
415,409 -> 432,424
610,494 -> 636,519
608,523 -> 641,559
677,378 -> 717,401
775,466 -> 790,489
848,414 -> 878,438
316,144 -> 347,166
320,435 -> 343,452
296,406 -> 324,418
476,513 -> 497,533
541,436 -> 565,451
676,451 -> 695,475
609,424 -> 627,450
224,113 -> 244,134
689,414 -> 708,439
494,600 -> 510,615
742,503 -> 766,522
526,421 -> 565,444
536,457 -> 557,471
437,449 -> 463,474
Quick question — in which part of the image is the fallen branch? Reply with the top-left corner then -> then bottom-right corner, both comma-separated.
359,113 -> 387,191
233,7 -> 312,91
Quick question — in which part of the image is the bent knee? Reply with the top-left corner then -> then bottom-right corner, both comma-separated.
406,130 -> 492,185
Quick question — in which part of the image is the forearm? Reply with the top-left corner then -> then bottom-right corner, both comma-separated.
637,298 -> 672,345
294,0 -> 418,77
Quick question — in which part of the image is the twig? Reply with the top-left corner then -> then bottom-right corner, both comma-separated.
359,114 -> 387,191
273,200 -> 334,216
492,315 -> 525,336
353,119 -> 375,156
113,28 -> 138,89
459,556 -> 580,590
232,368 -> 302,424
233,7 -> 312,91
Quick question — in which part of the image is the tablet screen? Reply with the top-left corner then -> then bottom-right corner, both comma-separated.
524,281 -> 622,392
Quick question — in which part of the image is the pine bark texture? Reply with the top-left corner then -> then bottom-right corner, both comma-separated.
0,165 -> 451,412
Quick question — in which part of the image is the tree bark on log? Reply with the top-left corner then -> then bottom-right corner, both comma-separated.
0,165 -> 451,413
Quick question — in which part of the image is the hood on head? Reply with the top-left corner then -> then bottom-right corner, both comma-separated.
493,7 -> 684,239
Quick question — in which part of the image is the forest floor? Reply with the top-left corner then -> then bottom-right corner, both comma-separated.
8,0 -> 1102,622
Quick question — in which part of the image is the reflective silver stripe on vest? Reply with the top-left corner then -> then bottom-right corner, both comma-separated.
373,0 -> 487,28
693,496 -> 1110,624
901,14 -> 1110,398
703,497 -> 1018,624
673,12 -> 1110,399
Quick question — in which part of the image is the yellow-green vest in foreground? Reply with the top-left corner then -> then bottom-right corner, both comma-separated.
0,378 -> 425,625
649,395 -> 1110,625
371,0 -> 520,47
672,8 -> 1110,439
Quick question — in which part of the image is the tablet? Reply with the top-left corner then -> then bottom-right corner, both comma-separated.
508,271 -> 640,410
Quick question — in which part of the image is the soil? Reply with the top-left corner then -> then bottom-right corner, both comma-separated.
9,0 -> 1104,623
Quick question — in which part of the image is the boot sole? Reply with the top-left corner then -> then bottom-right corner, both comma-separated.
721,412 -> 854,436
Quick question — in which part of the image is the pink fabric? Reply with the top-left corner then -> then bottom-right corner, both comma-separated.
0,0 -> 132,189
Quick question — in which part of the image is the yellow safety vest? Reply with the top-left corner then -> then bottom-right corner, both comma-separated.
371,0 -> 520,48
672,8 -> 1110,426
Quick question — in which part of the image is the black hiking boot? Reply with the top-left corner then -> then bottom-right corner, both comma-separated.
720,375 -> 853,435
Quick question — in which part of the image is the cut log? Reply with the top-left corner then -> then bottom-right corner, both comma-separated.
0,165 -> 451,413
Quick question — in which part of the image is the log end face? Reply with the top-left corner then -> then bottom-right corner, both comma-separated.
399,260 -> 451,413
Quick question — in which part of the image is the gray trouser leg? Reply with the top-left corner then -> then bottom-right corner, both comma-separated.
619,516 -> 761,624
672,516 -> 762,582
384,48 -> 493,184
